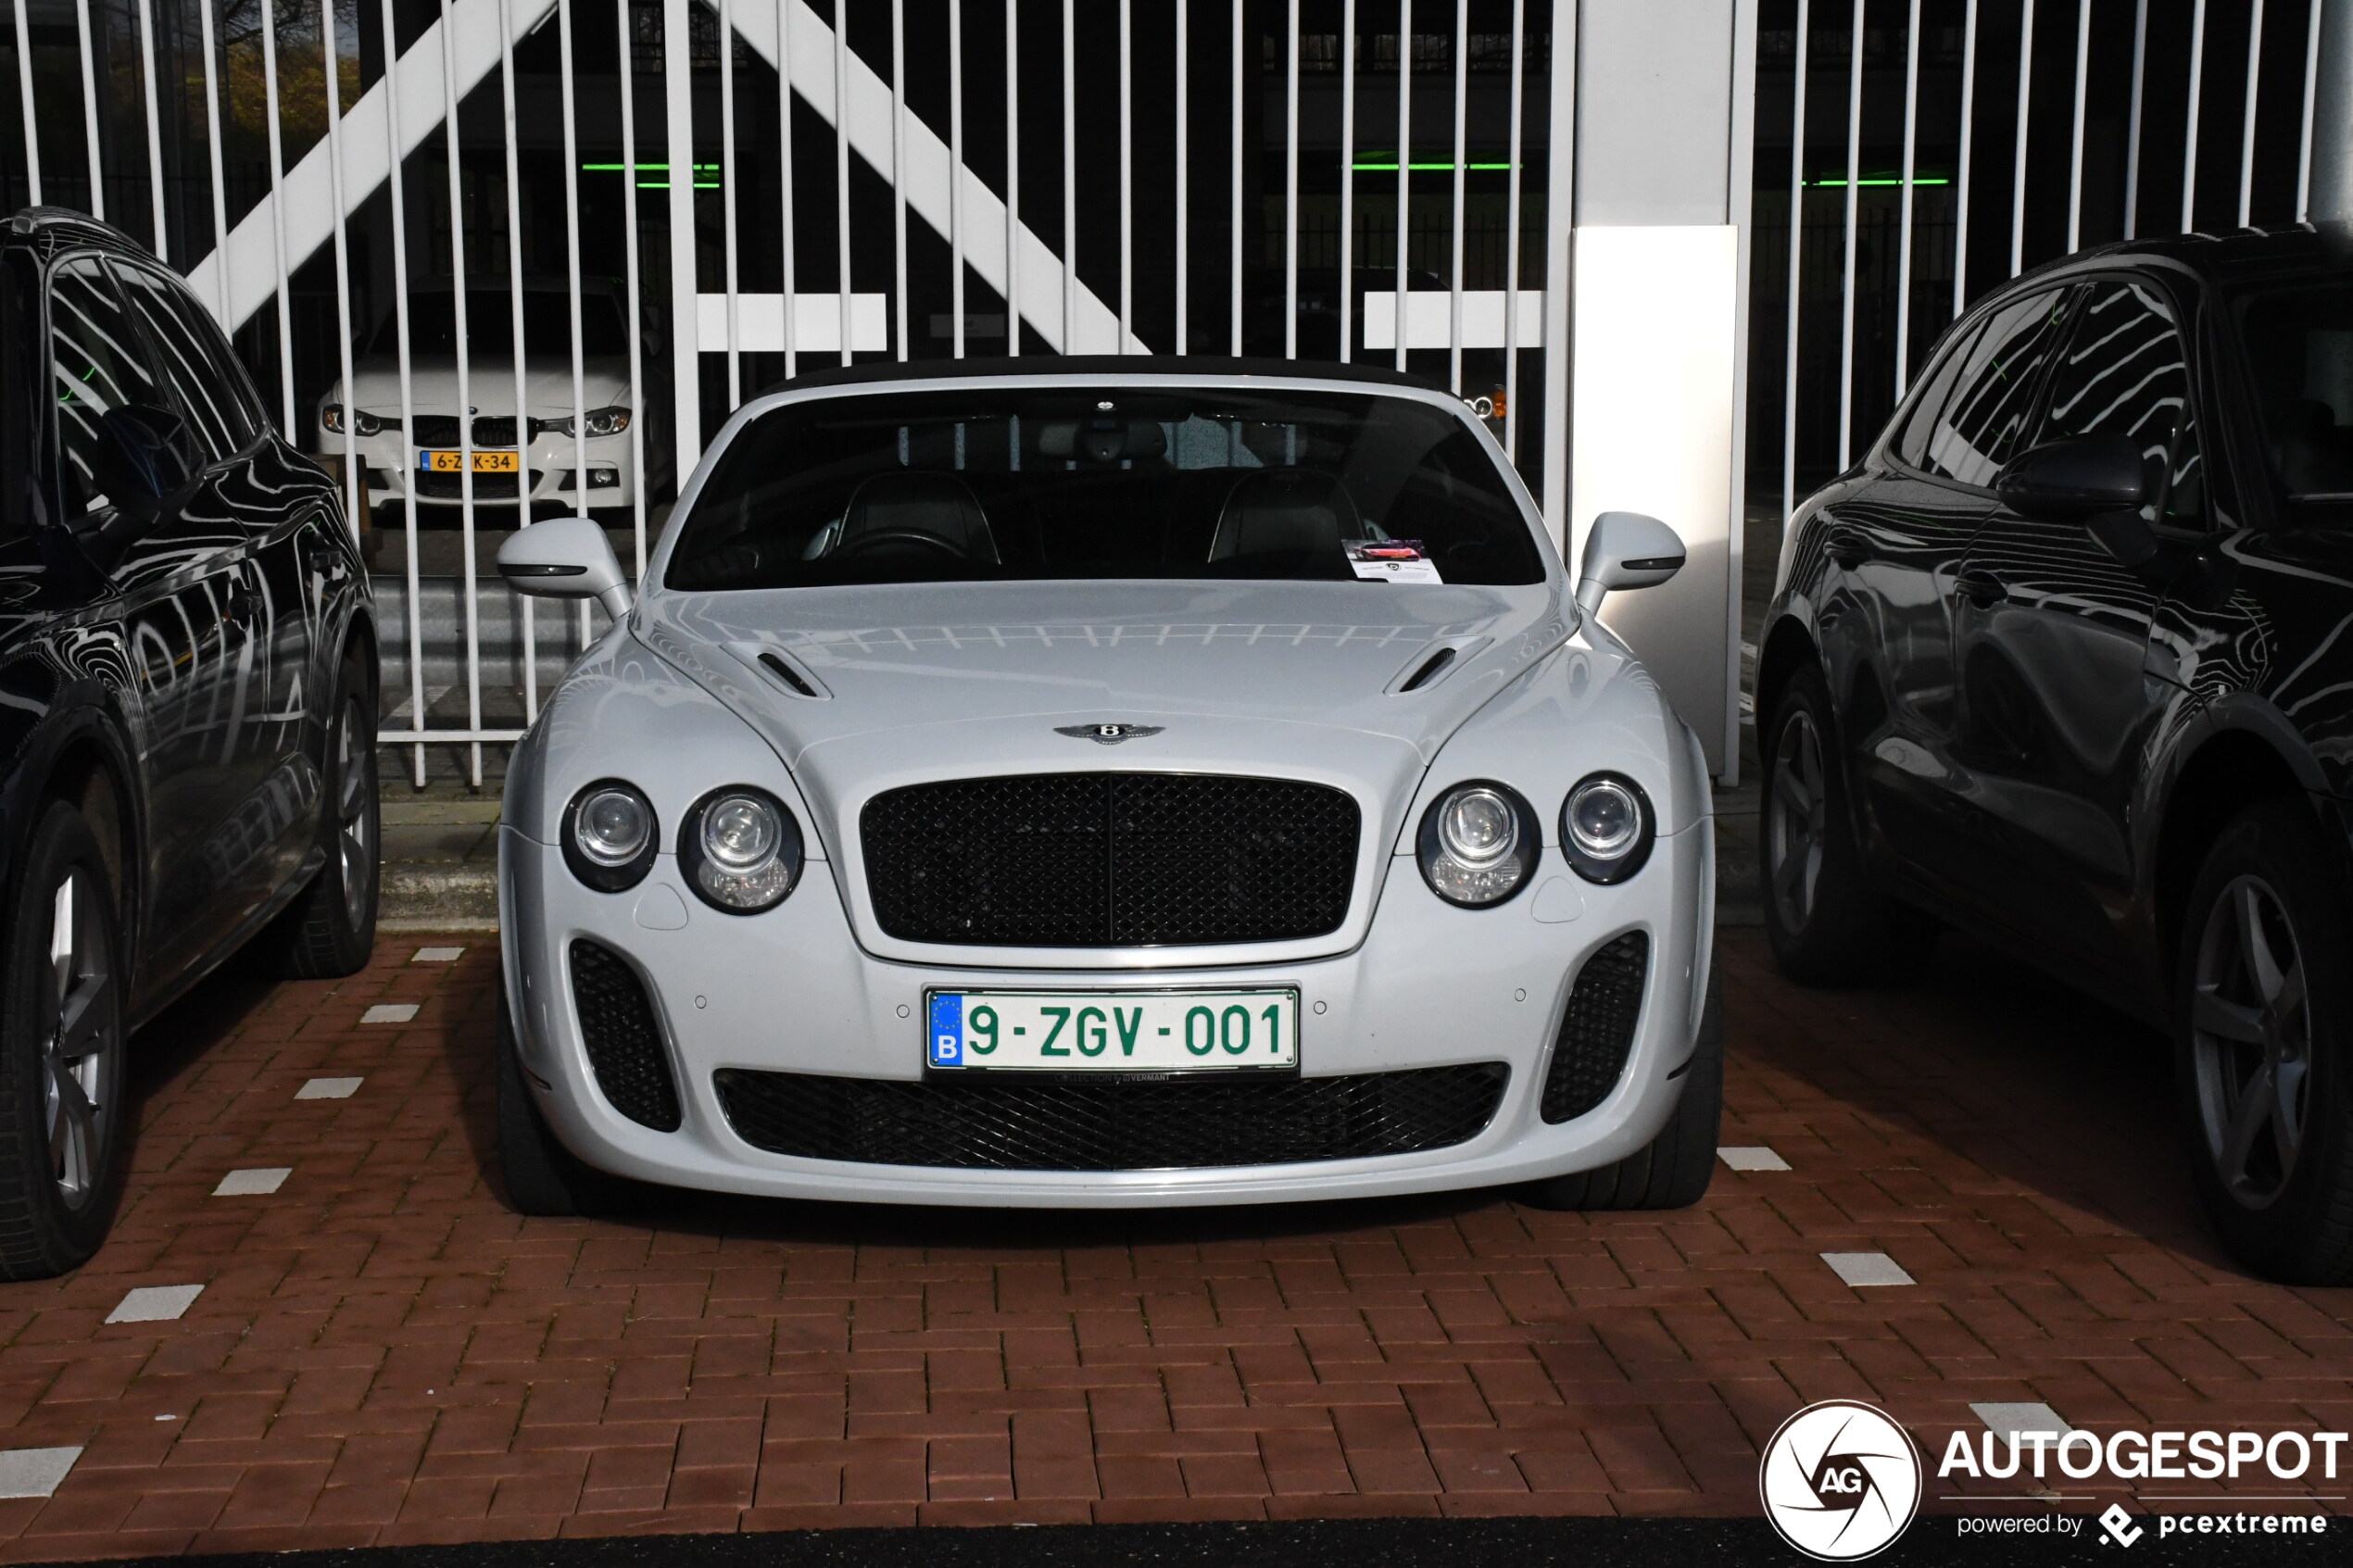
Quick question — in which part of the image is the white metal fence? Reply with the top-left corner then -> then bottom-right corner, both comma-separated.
6,0 -> 1572,786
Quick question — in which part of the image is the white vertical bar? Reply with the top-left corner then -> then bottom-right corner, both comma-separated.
2010,0 -> 2033,277
665,0 -> 703,465
1338,0 -> 1354,364
891,0 -> 908,358
1005,0 -> 1019,355
12,0 -> 40,207
1837,0 -> 1860,468
321,0 -> 357,539
953,0 -> 967,358
832,0 -> 851,365
261,0 -> 296,430
1536,0 -> 1574,547
1284,0 -> 1299,359
2124,0 -> 2148,237
2183,0 -> 2207,232
1393,0 -> 1410,371
1784,0 -> 1807,526
1447,0 -> 1466,393
380,0 -> 422,784
1895,0 -> 1919,396
2066,0 -> 2087,252
1726,0 -> 1758,783
777,0 -> 796,378
198,0 -> 229,319
1230,0 -> 1242,355
2239,0 -> 2264,228
1117,0 -> 1129,354
74,0 -> 103,218
135,0 -> 164,256
1176,0 -> 1189,353
2298,0 -> 2322,220
560,0 -> 588,524
1063,0 -> 1076,352
721,0 -> 742,405
441,0 -> 483,787
497,0 -> 535,716
1501,0 -> 1522,456
1954,0 -> 1977,317
621,0 -> 649,575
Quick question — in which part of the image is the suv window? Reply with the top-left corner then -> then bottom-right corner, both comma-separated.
48,256 -> 167,525
1893,319 -> 1985,470
2039,278 -> 2204,523
1922,286 -> 2075,486
113,263 -> 258,461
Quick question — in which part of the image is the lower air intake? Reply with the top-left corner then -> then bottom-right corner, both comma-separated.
569,939 -> 683,1132
1541,931 -> 1650,1123
712,1063 -> 1508,1171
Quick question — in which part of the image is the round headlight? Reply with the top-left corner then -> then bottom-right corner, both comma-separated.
562,780 -> 658,891
1560,772 -> 1655,884
680,786 -> 802,912
1417,782 -> 1540,907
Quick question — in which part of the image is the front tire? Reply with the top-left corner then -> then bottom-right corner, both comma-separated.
1758,664 -> 1928,984
1522,960 -> 1723,1211
2176,799 -> 2353,1285
264,648 -> 379,979
0,803 -> 129,1278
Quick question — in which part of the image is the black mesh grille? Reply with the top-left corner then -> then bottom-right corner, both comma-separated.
569,939 -> 683,1131
1541,932 -> 1650,1123
407,415 -> 521,447
713,1063 -> 1507,1170
413,469 -> 524,500
862,772 -> 1359,946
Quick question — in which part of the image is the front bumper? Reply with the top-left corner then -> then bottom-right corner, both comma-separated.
346,430 -> 643,510
498,818 -> 1715,1208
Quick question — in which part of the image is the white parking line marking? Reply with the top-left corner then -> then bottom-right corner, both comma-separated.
107,1285 -> 204,1323
1822,1251 -> 1915,1287
361,1003 -> 420,1024
0,1448 -> 81,1499
411,947 -> 465,962
1718,1146 -> 1791,1171
296,1077 -> 363,1100
212,1168 -> 291,1197
1970,1402 -> 2079,1441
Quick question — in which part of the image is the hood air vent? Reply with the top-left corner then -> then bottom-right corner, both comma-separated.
758,650 -> 822,698
1398,647 -> 1457,692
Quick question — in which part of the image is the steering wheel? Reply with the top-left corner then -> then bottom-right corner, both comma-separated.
831,529 -> 967,560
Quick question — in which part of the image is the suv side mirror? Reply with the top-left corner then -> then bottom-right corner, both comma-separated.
1994,433 -> 2147,521
1575,510 -> 1685,615
498,517 -> 634,620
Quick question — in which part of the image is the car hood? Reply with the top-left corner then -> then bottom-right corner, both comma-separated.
329,358 -> 632,419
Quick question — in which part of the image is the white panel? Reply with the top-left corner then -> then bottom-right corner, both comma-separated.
1569,225 -> 1737,773
698,294 -> 890,352
1360,292 -> 1546,350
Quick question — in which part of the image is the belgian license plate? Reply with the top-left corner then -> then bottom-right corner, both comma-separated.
418,449 -> 519,473
925,988 -> 1300,1073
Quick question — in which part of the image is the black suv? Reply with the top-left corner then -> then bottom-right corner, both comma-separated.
0,209 -> 380,1275
1759,224 -> 2353,1284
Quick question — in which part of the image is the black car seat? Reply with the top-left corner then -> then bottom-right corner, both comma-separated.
833,471 -> 1001,562
1207,469 -> 1364,560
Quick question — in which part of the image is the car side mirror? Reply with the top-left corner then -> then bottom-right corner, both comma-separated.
1994,433 -> 2147,521
1575,510 -> 1685,615
498,517 -> 634,620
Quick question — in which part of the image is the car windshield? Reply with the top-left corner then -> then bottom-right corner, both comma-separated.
2235,275 -> 2353,499
369,290 -> 630,358
663,385 -> 1546,590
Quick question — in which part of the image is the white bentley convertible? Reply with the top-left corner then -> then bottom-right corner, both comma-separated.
494,359 -> 1718,1216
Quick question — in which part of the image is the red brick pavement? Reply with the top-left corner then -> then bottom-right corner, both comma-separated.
0,929 -> 2340,1558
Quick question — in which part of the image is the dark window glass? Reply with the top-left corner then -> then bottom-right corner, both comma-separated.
666,387 -> 1547,590
2234,277 -> 2353,500
114,263 -> 257,461
1893,319 -> 1985,471
48,257 -> 165,523
1926,287 -> 2075,486
2039,279 -> 2202,523
370,290 -> 631,358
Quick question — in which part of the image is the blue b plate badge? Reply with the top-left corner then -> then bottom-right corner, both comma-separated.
925,988 -> 1300,1073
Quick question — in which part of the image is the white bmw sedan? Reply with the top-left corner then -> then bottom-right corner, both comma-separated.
493,359 -> 1719,1217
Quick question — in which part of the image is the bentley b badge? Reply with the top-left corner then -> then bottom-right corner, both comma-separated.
1056,722 -> 1164,745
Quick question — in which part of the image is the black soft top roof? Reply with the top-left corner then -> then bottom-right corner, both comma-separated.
767,354 -> 1444,398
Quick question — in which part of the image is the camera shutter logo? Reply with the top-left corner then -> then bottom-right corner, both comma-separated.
1757,1399 -> 1922,1561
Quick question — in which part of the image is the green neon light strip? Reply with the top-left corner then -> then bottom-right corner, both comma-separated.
581,162 -> 721,172
1809,176 -> 1953,186
1352,159 -> 1514,171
